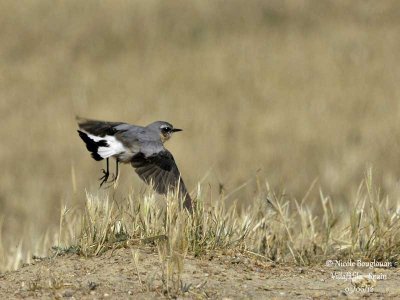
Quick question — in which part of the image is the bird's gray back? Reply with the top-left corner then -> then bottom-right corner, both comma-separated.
77,118 -> 165,159
116,124 -> 164,156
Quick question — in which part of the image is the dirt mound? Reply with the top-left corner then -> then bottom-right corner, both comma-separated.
1,247 -> 399,299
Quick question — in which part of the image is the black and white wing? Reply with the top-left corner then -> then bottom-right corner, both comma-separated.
131,150 -> 192,211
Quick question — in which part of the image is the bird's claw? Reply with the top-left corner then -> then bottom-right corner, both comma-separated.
99,169 -> 110,187
99,169 -> 119,188
104,173 -> 119,189
110,173 -> 119,183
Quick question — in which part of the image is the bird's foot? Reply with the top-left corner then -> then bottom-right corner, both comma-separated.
102,172 -> 119,189
99,169 -> 110,187
110,172 -> 119,183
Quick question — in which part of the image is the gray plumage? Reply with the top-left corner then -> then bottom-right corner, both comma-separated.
76,117 -> 192,211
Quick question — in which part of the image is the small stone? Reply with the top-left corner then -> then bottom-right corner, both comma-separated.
63,289 -> 74,298
88,281 -> 98,291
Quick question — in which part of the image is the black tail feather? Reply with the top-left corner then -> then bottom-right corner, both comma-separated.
77,130 -> 107,161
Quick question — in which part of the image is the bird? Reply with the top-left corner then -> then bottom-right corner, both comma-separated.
76,117 -> 192,212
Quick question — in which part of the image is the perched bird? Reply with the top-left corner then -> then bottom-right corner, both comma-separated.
76,117 -> 192,211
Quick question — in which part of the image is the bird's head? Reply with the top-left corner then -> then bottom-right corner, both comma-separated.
147,121 -> 182,143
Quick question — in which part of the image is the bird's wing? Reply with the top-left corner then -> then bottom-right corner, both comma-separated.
131,150 -> 192,211
77,117 -> 127,136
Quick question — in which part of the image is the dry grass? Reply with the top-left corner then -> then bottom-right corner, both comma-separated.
67,170 -> 399,265
4,170 -> 399,296
1,0 -> 400,275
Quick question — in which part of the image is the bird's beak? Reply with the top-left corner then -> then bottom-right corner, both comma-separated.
172,128 -> 183,132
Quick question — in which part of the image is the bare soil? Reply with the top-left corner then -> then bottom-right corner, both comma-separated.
1,247 -> 399,299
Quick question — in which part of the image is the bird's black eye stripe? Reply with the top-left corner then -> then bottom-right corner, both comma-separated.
161,127 -> 171,132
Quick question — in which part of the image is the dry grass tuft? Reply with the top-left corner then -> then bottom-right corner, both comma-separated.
5,171 -> 394,274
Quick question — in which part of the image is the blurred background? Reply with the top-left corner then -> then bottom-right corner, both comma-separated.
1,0 -> 400,255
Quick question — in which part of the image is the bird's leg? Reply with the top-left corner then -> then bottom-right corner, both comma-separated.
115,159 -> 119,181
110,159 -> 119,183
99,158 -> 110,187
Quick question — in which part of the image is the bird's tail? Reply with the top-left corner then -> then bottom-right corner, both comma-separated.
77,130 -> 107,161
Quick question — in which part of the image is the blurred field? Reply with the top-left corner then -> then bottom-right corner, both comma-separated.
1,0 -> 400,261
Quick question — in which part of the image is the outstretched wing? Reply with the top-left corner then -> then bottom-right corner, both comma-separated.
77,117 -> 126,137
131,150 -> 192,211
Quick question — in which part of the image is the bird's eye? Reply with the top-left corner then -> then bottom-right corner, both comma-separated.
162,127 -> 171,132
